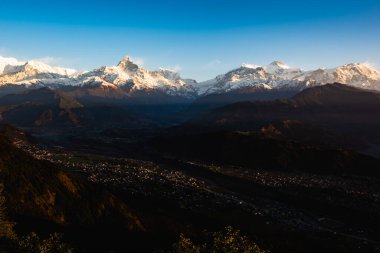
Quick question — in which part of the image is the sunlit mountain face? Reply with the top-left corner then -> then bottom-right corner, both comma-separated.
1,0 -> 380,252
1,55 -> 380,95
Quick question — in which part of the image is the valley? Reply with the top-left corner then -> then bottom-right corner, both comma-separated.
9,123 -> 380,253
0,55 -> 380,252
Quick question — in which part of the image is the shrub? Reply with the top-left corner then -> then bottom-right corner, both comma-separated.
172,226 -> 267,253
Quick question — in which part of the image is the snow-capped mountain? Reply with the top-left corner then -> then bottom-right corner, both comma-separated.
79,56 -> 198,98
76,56 -> 197,96
0,58 -> 77,86
196,61 -> 380,95
293,63 -> 380,90
194,61 -> 303,94
155,68 -> 182,81
154,67 -> 198,89
0,55 -> 197,97
0,56 -> 24,74
1,55 -> 379,98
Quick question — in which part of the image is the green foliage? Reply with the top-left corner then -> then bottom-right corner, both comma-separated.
172,226 -> 267,253
18,232 -> 74,253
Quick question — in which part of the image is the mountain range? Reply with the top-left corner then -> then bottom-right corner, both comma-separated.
1,55 -> 380,99
1,55 -> 380,133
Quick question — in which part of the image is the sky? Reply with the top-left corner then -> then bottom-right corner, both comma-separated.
0,0 -> 379,81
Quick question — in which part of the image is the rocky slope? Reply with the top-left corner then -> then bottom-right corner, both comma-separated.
0,124 -> 143,229
183,83 -> 380,156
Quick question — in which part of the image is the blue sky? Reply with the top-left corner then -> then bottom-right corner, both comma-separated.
0,0 -> 379,81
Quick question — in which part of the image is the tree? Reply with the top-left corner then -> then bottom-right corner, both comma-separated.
171,226 -> 267,253
0,183 -> 73,253
171,233 -> 204,253
18,232 -> 74,253
0,184 -> 15,240
210,226 -> 266,253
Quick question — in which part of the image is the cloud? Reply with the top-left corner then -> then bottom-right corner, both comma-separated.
30,56 -> 81,70
0,54 -> 63,66
362,61 -> 378,70
32,56 -> 65,66
129,56 -> 144,66
161,64 -> 182,72
204,59 -> 222,70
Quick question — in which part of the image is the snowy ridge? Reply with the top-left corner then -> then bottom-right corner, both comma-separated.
0,55 -> 197,96
195,61 -> 380,95
155,68 -> 181,81
73,56 -> 198,97
3,60 -> 77,76
193,61 -> 303,94
0,55 -> 379,97
0,56 -> 25,74
0,57 -> 77,87
293,63 -> 380,90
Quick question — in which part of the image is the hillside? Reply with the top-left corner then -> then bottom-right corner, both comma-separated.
0,88 -> 157,129
0,126 -> 145,251
186,83 -> 380,153
149,83 -> 380,171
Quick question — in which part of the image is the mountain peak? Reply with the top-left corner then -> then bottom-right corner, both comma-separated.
117,55 -> 139,72
0,56 -> 24,74
269,61 -> 289,69
341,62 -> 378,71
155,68 -> 181,80
119,55 -> 131,63
241,63 -> 260,69
0,59 -> 77,77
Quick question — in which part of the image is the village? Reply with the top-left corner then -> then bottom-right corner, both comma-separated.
18,141 -> 380,247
